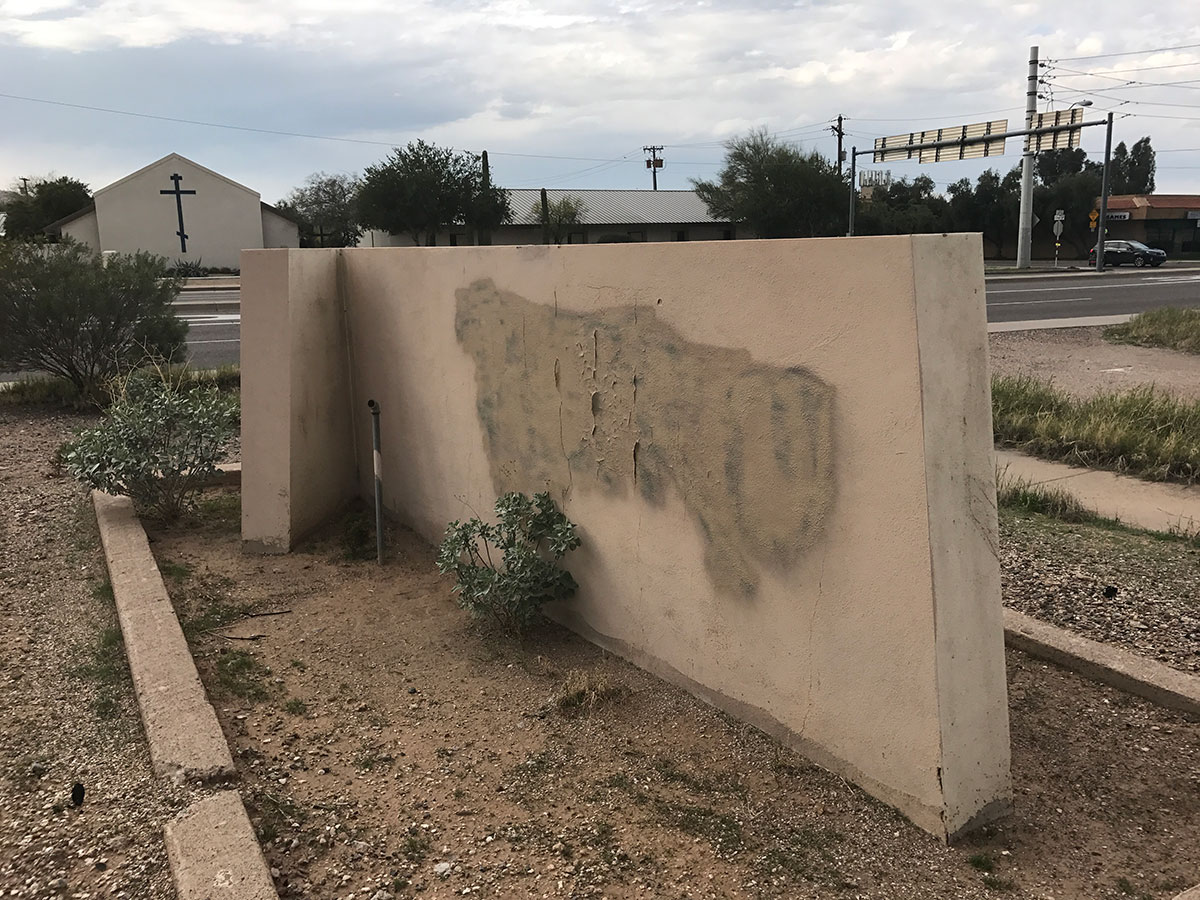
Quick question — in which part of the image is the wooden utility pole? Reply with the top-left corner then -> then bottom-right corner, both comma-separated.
643,146 -> 664,190
832,116 -> 845,177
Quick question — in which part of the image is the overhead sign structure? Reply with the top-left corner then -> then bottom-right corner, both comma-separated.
873,119 -> 1007,164
1026,108 -> 1085,152
859,170 -> 893,188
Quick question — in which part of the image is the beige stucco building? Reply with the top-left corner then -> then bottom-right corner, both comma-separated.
48,153 -> 298,270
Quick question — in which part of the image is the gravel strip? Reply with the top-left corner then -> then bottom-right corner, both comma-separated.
0,410 -> 186,899
1001,508 -> 1200,673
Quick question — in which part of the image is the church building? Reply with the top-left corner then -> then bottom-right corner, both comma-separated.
47,153 -> 298,270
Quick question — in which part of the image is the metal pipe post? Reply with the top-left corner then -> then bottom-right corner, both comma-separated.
1016,45 -> 1039,269
367,399 -> 384,565
1095,112 -> 1114,273
847,147 -> 857,236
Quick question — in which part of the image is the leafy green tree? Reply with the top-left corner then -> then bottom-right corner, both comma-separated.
1111,137 -> 1156,194
945,168 -> 1022,258
533,195 -> 587,245
1035,169 -> 1102,256
855,175 -> 950,235
276,172 -> 362,247
357,140 -> 511,246
1035,148 -> 1099,186
0,240 -> 186,402
1,176 -> 92,241
692,128 -> 845,238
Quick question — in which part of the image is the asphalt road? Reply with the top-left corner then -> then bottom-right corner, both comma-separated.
984,267 -> 1200,323
181,268 -> 1200,369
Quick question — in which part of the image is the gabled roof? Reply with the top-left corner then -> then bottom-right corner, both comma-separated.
260,201 -> 299,224
95,152 -> 260,199
506,189 -> 722,226
1107,194 -> 1200,210
44,201 -> 96,233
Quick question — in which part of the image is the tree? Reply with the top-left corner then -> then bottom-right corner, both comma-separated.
855,175 -> 951,236
276,172 -> 362,247
357,141 -> 511,246
1111,137 -> 1156,194
0,240 -> 187,402
534,195 -> 587,245
1035,169 -> 1102,256
1035,148 -> 1099,186
945,168 -> 1022,258
692,128 -> 845,238
1,176 -> 91,241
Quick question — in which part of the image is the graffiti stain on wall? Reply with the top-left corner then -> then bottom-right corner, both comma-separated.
455,278 -> 836,597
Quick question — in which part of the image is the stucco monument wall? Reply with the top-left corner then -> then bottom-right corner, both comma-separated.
240,236 -> 1010,839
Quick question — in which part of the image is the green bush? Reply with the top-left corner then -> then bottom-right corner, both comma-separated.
436,491 -> 581,634
60,369 -> 239,521
0,239 -> 187,404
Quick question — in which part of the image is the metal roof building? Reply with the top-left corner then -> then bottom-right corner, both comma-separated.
506,189 -> 720,226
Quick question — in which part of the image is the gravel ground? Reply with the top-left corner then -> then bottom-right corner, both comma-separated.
1001,509 -> 1200,673
0,409 -> 186,899
989,327 -> 1200,399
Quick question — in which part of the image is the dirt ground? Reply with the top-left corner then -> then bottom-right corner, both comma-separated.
989,327 -> 1200,399
145,498 -> 1200,900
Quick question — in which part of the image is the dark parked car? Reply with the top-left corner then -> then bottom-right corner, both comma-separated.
1088,240 -> 1167,267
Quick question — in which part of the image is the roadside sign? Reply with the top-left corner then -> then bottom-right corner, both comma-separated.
1054,209 -> 1065,222
1089,209 -> 1099,224
1052,220 -> 1064,238
1107,211 -> 1131,221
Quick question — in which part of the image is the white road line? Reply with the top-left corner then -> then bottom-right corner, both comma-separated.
989,297 -> 1092,307
992,282 -> 1167,295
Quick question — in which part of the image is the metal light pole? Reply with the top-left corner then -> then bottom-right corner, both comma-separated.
1095,112 -> 1114,273
1016,45 -> 1039,269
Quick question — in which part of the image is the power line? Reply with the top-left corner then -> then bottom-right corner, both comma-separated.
847,106 -> 1023,123
1050,60 -> 1200,76
1048,65 -> 1200,89
1052,43 -> 1200,63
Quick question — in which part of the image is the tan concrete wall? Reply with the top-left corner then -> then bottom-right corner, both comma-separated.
95,157 -> 263,269
241,249 -> 356,552
61,210 -> 100,250
240,237 -> 1009,839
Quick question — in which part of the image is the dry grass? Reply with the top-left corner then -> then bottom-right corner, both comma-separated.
554,668 -> 630,717
1105,307 -> 1200,354
992,373 -> 1200,483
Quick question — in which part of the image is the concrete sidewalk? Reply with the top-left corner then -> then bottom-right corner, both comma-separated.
996,449 -> 1200,535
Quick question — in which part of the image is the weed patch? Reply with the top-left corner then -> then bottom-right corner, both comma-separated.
215,649 -> 271,700
1104,307 -> 1200,354
67,625 -> 129,720
992,374 -> 1200,483
555,669 -> 629,717
969,853 -> 995,872
284,698 -> 308,716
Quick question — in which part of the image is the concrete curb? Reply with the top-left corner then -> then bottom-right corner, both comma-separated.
165,791 -> 278,900
1004,609 -> 1200,717
988,314 -> 1134,333
93,490 -> 235,783
1173,885 -> 1200,900
92,489 -> 279,900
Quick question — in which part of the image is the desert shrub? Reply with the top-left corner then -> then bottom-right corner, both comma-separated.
1104,307 -> 1200,354
436,491 -> 581,634
0,239 -> 187,404
60,368 -> 239,521
168,257 -> 207,278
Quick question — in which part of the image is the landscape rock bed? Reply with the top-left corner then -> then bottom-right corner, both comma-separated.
1001,510 -> 1200,673
147,496 -> 1200,900
0,411 -> 185,899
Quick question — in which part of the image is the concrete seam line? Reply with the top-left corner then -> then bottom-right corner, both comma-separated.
91,490 -> 236,782
1003,609 -> 1200,717
164,790 -> 279,900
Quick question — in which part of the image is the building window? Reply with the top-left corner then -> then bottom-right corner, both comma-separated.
673,229 -> 687,241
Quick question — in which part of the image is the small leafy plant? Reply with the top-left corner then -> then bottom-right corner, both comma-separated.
61,368 -> 239,521
437,491 -> 581,634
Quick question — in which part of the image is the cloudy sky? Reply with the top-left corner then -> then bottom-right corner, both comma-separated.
2,0 -> 1199,204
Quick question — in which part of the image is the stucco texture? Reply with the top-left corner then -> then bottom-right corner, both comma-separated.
240,236 -> 1009,839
